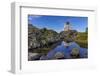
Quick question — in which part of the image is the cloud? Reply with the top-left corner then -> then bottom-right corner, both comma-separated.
28,15 -> 42,21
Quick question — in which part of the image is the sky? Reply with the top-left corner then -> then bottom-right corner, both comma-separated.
28,15 -> 88,33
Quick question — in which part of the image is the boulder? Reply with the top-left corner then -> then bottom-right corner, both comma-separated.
28,53 -> 41,60
60,30 -> 78,42
54,52 -> 65,59
28,24 -> 60,50
40,55 -> 48,60
70,48 -> 79,58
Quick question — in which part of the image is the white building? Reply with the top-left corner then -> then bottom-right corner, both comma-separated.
64,22 -> 72,31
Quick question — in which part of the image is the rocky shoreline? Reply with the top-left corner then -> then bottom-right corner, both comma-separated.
28,24 -> 77,50
28,24 -> 87,60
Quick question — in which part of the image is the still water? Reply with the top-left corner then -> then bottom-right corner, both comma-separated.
46,41 -> 88,59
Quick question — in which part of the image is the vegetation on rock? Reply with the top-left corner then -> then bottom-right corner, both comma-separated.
74,32 -> 88,48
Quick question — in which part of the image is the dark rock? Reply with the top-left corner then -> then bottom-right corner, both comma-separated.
28,53 -> 41,60
54,52 -> 65,59
40,55 -> 48,60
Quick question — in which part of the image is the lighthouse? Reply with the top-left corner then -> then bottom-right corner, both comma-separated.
64,22 -> 72,31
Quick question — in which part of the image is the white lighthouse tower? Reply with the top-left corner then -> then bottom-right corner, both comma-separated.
64,22 -> 72,31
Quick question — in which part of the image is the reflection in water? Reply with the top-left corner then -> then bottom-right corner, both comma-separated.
28,41 -> 88,60
46,41 -> 87,59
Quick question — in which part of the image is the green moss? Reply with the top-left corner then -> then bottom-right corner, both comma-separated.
75,40 -> 88,48
74,32 -> 88,48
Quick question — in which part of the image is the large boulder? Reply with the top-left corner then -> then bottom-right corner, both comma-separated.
28,24 -> 42,49
40,28 -> 59,43
59,30 -> 78,42
70,48 -> 80,58
28,24 -> 60,50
